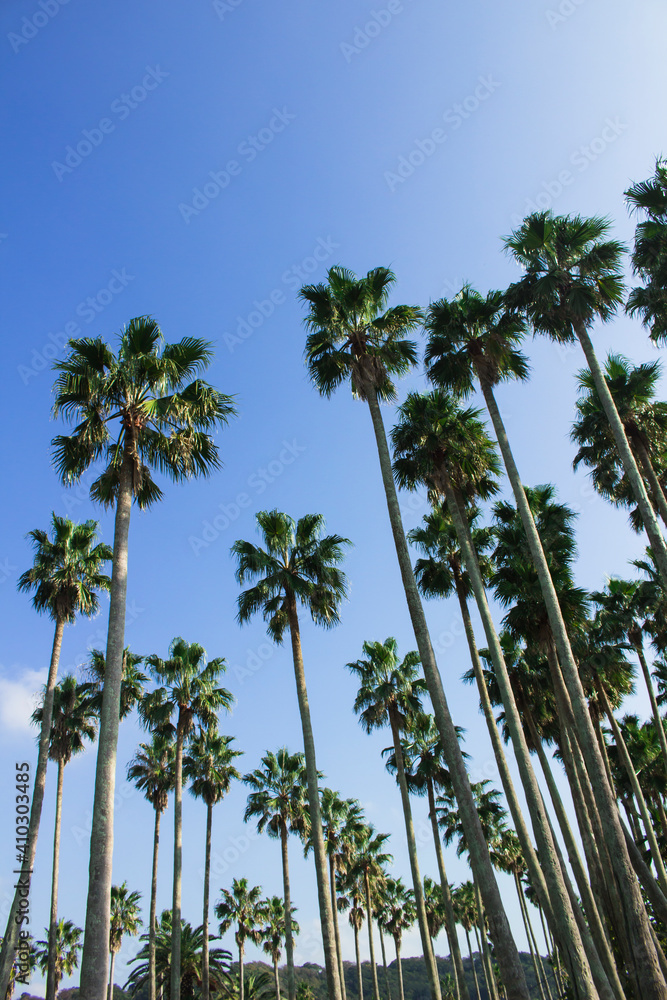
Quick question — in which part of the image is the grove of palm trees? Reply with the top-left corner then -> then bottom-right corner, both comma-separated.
3,5 -> 667,1000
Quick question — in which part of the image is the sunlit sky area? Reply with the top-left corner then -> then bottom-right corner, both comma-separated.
1,0 -> 667,990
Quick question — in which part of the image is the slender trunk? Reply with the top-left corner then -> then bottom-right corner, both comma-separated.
365,390 -> 530,1000
330,855 -> 347,1000
80,452 -> 134,1000
387,706 -> 441,1000
281,821 -> 296,1000
656,793 -> 667,847
107,950 -> 116,1000
239,941 -> 244,1000
0,616 -> 65,998
285,594 -> 341,1000
427,776 -> 469,1000
394,938 -> 404,1000
465,929 -> 482,1000
354,921 -> 364,1000
597,679 -> 667,894
274,954 -> 281,1000
525,902 -> 554,1000
479,373 -> 665,998
364,871 -> 380,1000
633,638 -> 667,777
149,808 -> 161,1000
622,817 -> 667,924
378,928 -> 392,1000
634,438 -> 667,529
46,759 -> 65,1000
473,881 -> 498,1000
515,874 -> 546,1000
170,721 -> 185,1000
202,801 -> 212,1000
442,480 -> 602,1000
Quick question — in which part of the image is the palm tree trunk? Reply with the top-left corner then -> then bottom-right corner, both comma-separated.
274,954 -> 281,1000
281,820 -> 297,1000
525,900 -> 554,1000
149,808 -> 161,1000
394,938 -> 404,1000
108,949 -> 116,1000
239,941 -> 244,1000
80,452 -> 134,1000
364,870 -> 380,1000
330,856 -> 347,1000
378,928 -> 392,1000
172,720 -> 185,1000
355,921 -> 364,1000
441,480 -> 604,1000
632,638 -> 667,776
0,616 -> 65,999
514,873 -> 546,1000
574,322 -> 667,585
46,759 -> 65,1000
202,801 -> 213,1000
285,593 -> 342,1000
426,776 -> 469,1000
634,438 -> 667,529
596,679 -> 667,894
478,374 -> 666,998
387,706 -> 441,1000
465,929 -> 482,1000
364,390 -> 530,1000
473,882 -> 498,1000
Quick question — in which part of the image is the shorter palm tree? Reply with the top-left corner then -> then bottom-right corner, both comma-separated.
261,896 -> 300,1000
382,877 -> 416,1000
215,878 -> 267,1000
108,883 -> 142,1000
35,920 -> 82,994
86,648 -> 148,720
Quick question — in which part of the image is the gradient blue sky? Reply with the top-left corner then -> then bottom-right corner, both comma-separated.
2,0 -> 667,990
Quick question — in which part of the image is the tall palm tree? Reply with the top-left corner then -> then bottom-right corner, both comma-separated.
243,749 -> 308,1000
337,868 -> 366,1000
0,516 -> 110,996
108,884 -> 142,1000
348,638 -> 441,1000
51,318 -> 236,999
302,267 -> 530,1000
232,510 -> 350,1000
32,675 -> 97,1000
124,910 -> 231,1000
126,733 -> 175,1000
625,158 -> 667,344
347,827 -> 392,1000
425,286 -> 652,997
381,878 -> 415,1000
571,355 -> 667,529
215,879 -> 266,1000
184,729 -> 242,1000
261,896 -> 300,1000
144,638 -> 233,1000
35,920 -> 82,994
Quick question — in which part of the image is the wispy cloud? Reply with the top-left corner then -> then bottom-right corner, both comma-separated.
0,667 -> 46,734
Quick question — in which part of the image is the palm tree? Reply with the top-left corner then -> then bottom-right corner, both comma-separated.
108,883 -> 142,1000
348,827 -> 392,1000
337,869 -> 366,1000
261,895 -> 300,1000
0,516 -> 110,997
51,317 -> 236,1000
625,158 -> 667,344
243,749 -> 308,1000
86,647 -> 148,720
124,910 -> 231,1000
232,510 -> 350,1000
451,884 -> 482,1000
183,729 -> 242,1000
302,267 -> 530,1000
381,878 -> 415,1000
144,638 -> 233,1000
215,879 -> 266,1000
348,637 -> 441,1000
32,675 -> 96,1000
35,920 -> 82,994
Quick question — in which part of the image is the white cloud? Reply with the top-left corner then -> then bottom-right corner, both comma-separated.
0,667 -> 47,734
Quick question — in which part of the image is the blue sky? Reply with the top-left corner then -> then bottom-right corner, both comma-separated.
2,0 -> 667,990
